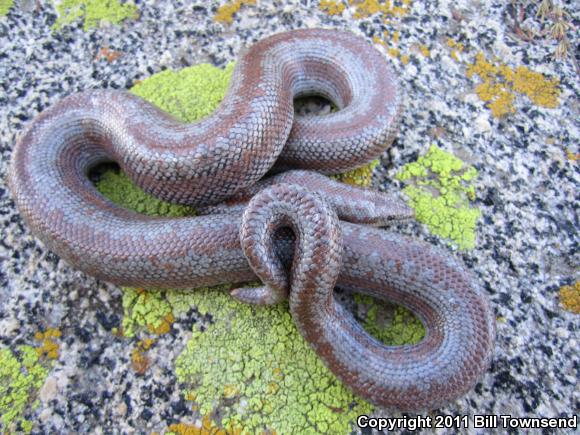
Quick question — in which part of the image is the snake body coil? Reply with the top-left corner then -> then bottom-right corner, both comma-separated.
9,29 -> 494,411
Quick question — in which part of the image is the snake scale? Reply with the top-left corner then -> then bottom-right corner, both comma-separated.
9,28 -> 494,411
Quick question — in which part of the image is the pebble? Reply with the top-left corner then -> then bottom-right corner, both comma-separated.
39,376 -> 59,402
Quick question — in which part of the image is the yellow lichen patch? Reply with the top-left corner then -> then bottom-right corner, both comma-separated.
512,66 -> 560,108
121,288 -> 175,337
319,0 -> 345,16
34,328 -> 61,361
387,47 -> 400,58
373,36 -> 409,64
214,0 -> 256,25
347,0 -> 412,20
466,52 -> 561,118
419,44 -> 430,57
559,282 -> 580,314
392,30 -> 400,43
565,150 -> 579,161
167,415 -> 245,435
447,38 -> 465,62
356,2 -> 412,63
332,159 -> 379,186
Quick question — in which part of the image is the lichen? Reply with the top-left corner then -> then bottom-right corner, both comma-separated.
559,281 -> 580,314
466,52 -> 560,118
355,295 -> 425,345
319,0 -> 345,16
367,5 -> 413,63
565,149 -> 579,161
131,338 -> 156,375
117,284 -> 423,434
121,285 -> 203,337
419,44 -> 430,57
214,0 -> 256,25
52,0 -> 138,31
174,288 -> 374,434
0,346 -> 49,433
95,46 -> 123,63
121,288 -> 174,338
96,171 -> 196,218
0,0 -> 13,16
396,145 -> 481,250
34,328 -> 62,360
166,415 -> 246,435
447,38 -> 465,62
130,63 -> 236,123
332,159 -> 379,187
348,0 -> 412,20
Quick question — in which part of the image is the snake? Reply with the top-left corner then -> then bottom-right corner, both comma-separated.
9,28 -> 495,411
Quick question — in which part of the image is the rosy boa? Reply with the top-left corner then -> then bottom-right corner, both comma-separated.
9,28 -> 494,411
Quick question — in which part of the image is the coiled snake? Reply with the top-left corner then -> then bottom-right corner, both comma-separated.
9,28 -> 494,411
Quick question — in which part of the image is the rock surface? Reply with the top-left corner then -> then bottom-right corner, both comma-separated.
0,0 -> 578,433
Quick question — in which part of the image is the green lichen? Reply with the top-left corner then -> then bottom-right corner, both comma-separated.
122,288 -> 173,337
396,145 -> 481,250
121,287 -> 205,337
175,288 -> 373,434
96,171 -> 196,218
94,62 -> 423,432
0,346 -> 49,434
0,0 -> 14,16
52,0 -> 138,31
332,159 -> 380,187
130,63 -> 236,123
355,295 -> 425,345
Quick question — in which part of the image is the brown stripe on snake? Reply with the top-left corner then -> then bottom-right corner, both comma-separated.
9,28 -> 494,410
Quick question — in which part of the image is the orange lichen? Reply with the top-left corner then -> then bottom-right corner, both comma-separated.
167,415 -> 248,435
147,312 -> 174,335
34,328 -> 61,360
466,52 -> 560,117
560,281 -> 580,314
319,0 -> 345,15
131,348 -> 149,375
348,0 -> 412,19
130,338 -> 155,375
387,47 -> 400,58
565,150 -> 579,161
214,0 -> 256,25
511,66 -> 560,108
95,46 -> 123,63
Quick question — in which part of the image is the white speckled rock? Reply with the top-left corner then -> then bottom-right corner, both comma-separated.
0,0 -> 578,433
